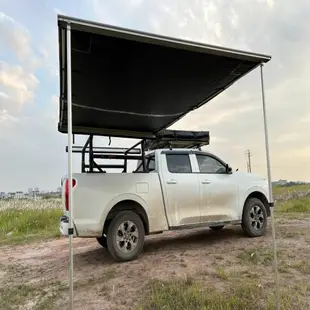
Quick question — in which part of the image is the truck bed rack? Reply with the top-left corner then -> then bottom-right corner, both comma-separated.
66,136 -> 145,173
66,130 -> 210,173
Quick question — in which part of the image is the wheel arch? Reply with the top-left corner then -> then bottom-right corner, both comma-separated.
103,199 -> 150,235
244,191 -> 271,217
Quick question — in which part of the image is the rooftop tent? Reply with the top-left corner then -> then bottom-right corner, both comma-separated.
57,15 -> 271,139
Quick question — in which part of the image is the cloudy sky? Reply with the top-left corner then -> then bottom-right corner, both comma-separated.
1,0 -> 309,192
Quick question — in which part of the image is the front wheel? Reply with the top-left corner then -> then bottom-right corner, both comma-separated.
107,211 -> 145,262
241,198 -> 267,237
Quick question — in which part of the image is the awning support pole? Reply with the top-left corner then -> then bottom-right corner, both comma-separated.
67,22 -> 74,310
260,63 -> 280,310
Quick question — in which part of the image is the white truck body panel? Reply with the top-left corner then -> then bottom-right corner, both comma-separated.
70,172 -> 168,236
159,153 -> 201,226
60,149 -> 270,238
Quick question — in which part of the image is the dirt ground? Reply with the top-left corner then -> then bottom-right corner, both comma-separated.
1,215 -> 310,310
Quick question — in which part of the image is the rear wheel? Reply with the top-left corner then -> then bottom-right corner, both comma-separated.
96,235 -> 107,248
210,225 -> 224,231
242,198 -> 267,237
107,211 -> 145,262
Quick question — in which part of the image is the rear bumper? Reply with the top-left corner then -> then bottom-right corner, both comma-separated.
59,215 -> 77,237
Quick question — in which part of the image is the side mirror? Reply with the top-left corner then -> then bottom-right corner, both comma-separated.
226,164 -> 233,174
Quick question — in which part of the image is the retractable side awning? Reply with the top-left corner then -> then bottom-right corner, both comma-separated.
57,15 -> 271,139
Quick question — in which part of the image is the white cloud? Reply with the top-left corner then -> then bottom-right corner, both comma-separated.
0,61 -> 39,112
276,133 -> 301,143
0,11 -> 41,120
0,11 -> 40,70
0,91 -> 9,100
300,114 -> 310,124
0,109 -> 19,124
54,7 -> 65,15
287,147 -> 310,160
50,95 -> 59,124
211,137 -> 227,144
265,0 -> 275,9
129,0 -> 144,6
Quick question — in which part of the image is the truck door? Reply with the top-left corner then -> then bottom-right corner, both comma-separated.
195,154 -> 239,223
160,151 -> 201,227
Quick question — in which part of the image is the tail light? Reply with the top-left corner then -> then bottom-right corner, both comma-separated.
65,179 -> 76,211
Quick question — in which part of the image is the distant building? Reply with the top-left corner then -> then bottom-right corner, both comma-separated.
0,187 -> 61,200
7,192 -> 15,199
15,191 -> 25,199
273,179 -> 288,186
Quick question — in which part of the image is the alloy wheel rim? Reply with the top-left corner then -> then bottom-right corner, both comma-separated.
116,221 -> 139,253
249,205 -> 265,231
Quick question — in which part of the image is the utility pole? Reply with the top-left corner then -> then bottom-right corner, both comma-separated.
245,149 -> 252,173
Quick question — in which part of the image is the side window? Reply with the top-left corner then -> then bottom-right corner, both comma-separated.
196,155 -> 226,174
166,154 -> 192,173
147,156 -> 155,172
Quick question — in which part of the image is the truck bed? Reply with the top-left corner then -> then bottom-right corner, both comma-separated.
68,172 -> 168,237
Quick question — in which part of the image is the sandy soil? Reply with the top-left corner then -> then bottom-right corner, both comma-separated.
1,216 -> 310,309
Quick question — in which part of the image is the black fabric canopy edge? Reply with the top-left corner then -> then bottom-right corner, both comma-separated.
57,15 -> 271,139
57,15 -> 271,62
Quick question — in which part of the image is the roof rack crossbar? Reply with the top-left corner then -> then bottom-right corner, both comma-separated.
84,164 -> 126,169
66,145 -> 141,154
93,154 -> 142,160
125,140 -> 143,155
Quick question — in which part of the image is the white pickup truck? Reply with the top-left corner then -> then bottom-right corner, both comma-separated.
60,148 -> 270,262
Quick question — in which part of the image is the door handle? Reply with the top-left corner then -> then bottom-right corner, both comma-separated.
167,179 -> 178,184
201,180 -> 211,184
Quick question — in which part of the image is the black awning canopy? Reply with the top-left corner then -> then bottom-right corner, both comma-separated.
57,15 -> 271,139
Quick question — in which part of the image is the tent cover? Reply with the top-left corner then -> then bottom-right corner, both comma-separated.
57,15 -> 271,139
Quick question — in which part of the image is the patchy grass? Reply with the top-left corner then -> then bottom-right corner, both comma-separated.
273,184 -> 310,196
277,229 -> 305,238
0,270 -> 118,310
0,198 -> 62,211
215,266 -> 228,280
277,260 -> 310,276
278,261 -> 293,274
276,197 -> 310,214
292,261 -> 310,275
0,284 -> 38,310
0,207 -> 63,245
0,281 -> 68,310
237,248 -> 274,266
139,278 -> 308,310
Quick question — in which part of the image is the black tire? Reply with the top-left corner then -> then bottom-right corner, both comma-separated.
106,211 -> 145,262
241,198 -> 267,237
210,225 -> 224,231
96,235 -> 107,248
